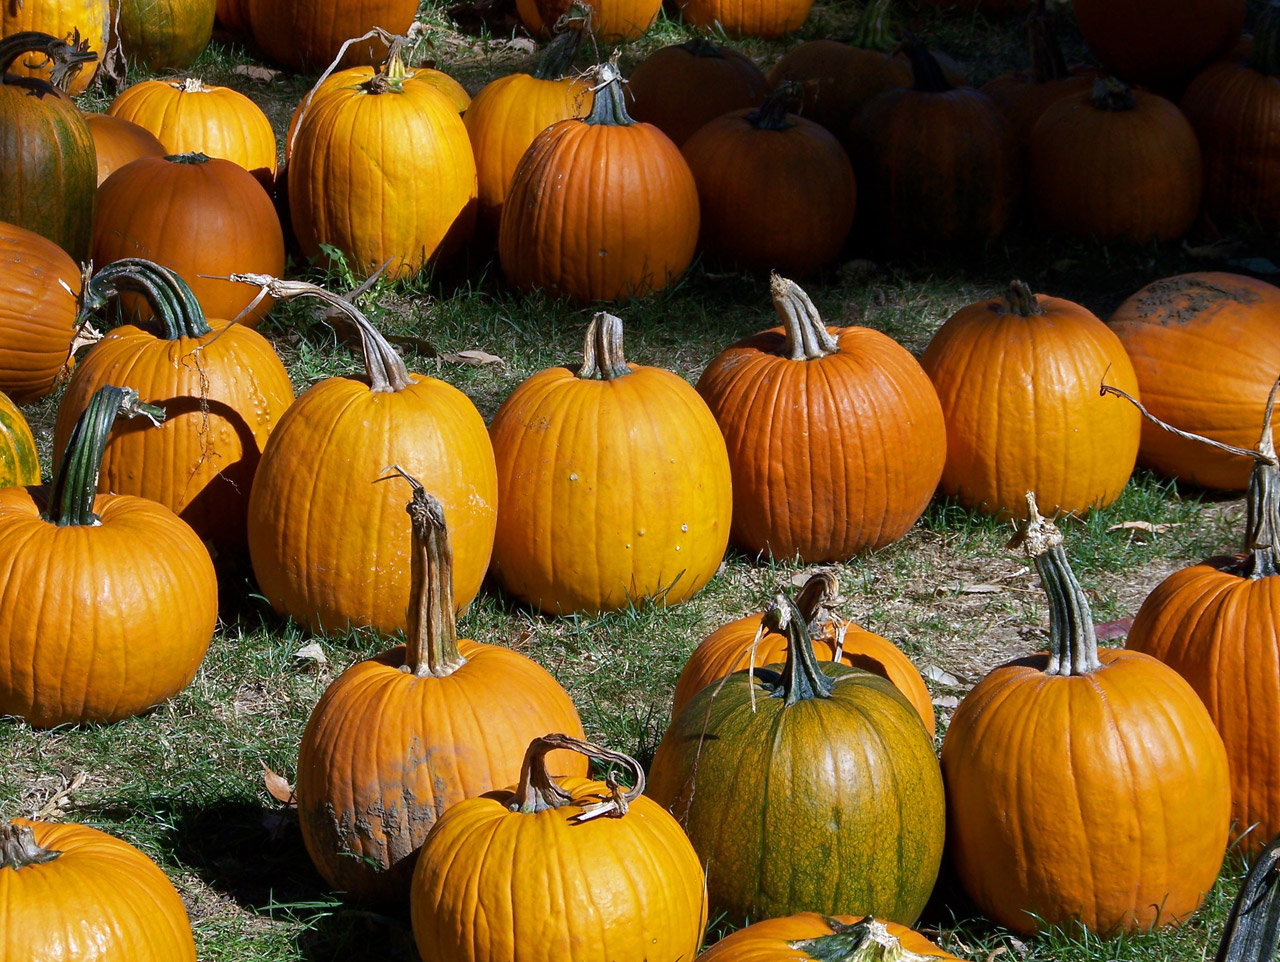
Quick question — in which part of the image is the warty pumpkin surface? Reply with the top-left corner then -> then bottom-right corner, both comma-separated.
0,0 -> 109,94
0,389 -> 39,488
695,913 -> 960,962
1,818 -> 196,961
296,473 -> 586,903
249,0 -> 419,70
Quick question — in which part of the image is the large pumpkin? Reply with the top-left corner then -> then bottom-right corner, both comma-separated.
941,496 -> 1231,934
0,31 -> 97,261
215,0 -> 250,32
499,61 -> 699,304
241,275 -> 498,634
249,0 -> 419,71
1,818 -> 196,961
0,390 -> 40,488
920,280 -> 1141,518
515,0 -> 658,43
411,734 -> 707,962
489,311 -> 731,614
0,0 -> 109,94
113,0 -> 215,69
296,472 -> 586,903
695,914 -> 959,962
648,591 -> 946,925
696,275 -> 945,562
0,384 -> 218,726
1106,272 -> 1280,490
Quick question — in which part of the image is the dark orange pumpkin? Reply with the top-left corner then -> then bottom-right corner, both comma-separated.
696,914 -> 959,962
84,113 -> 166,185
696,275 -> 945,562
678,0 -> 810,39
215,0 -> 251,32
248,0 -> 422,70
516,0 -> 658,43
113,0 -> 215,69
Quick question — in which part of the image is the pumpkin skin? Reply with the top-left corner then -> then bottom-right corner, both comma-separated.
0,220 -> 82,403
499,63 -> 699,304
0,0 -> 110,94
1029,80 -> 1202,242
920,282 -> 1141,519
1106,272 -> 1280,491
648,593 -> 946,925
215,0 -> 251,32
114,0 -> 215,70
84,113 -> 166,185
1,818 -> 196,961
515,0 -> 658,43
0,32 -> 97,262
0,390 -> 40,488
297,478 -> 586,903
767,39 -> 910,139
696,914 -> 959,962
107,77 -> 278,181
410,735 -> 707,962
92,153 -> 285,327
249,0 -> 419,71
696,275 -> 946,563
678,0 -> 811,39
626,39 -> 770,147
489,313 -> 731,615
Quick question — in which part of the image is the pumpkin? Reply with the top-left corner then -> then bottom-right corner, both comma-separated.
0,390 -> 39,488
239,275 -> 498,634
696,275 -> 945,562
499,61 -> 699,303
0,384 -> 218,726
107,77 -> 278,182
648,590 -> 945,924
1028,77 -> 1201,242
288,48 -> 477,280
84,113 -> 166,185
677,0 -> 810,39
1181,2 -> 1280,230
249,0 -> 419,71
516,0 -> 658,43
0,0 -> 109,94
920,280 -> 1141,519
1,818 -> 196,961
113,0 -> 215,70
1073,0 -> 1244,93
92,153 -> 285,327
845,39 -> 1019,251
297,471 -> 586,902
672,570 -> 935,738
681,85 -> 855,277
215,0 -> 250,32
464,21 -> 593,235
489,311 -> 731,614
1106,272 -> 1280,490
0,31 -> 97,261
626,38 -> 770,147
410,734 -> 707,962
941,494 -> 1231,934
1126,385 -> 1280,856
695,914 -> 959,962
53,259 -> 293,554
0,219 -> 84,403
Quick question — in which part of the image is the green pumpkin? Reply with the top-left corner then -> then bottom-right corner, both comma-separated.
0,390 -> 40,487
115,0 -> 215,69
646,591 -> 945,926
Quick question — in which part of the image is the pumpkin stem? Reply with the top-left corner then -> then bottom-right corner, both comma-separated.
1027,0 -> 1070,83
173,77 -> 208,93
746,83 -> 801,131
377,467 -> 465,677
681,37 -> 728,58
45,385 -> 166,527
509,733 -> 645,818
1,822 -> 60,870
1251,2 -> 1280,77
229,274 -> 414,393
795,569 -> 843,637
900,36 -> 953,93
1090,75 -> 1136,111
791,916 -> 943,962
533,3 -> 591,79
577,312 -> 632,380
849,0 -> 896,52
82,258 -> 212,340
1216,834 -> 1280,962
1010,492 -> 1101,676
760,591 -> 837,706
0,30 -> 97,89
366,43 -> 409,94
1002,280 -> 1042,317
773,273 -> 839,361
585,56 -> 633,126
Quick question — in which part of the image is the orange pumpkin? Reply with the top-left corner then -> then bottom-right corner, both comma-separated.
84,113 -> 166,185
516,0 -> 658,42
696,274 -> 945,562
695,914 -> 959,962
0,0 -> 110,94
297,472 -> 586,902
678,0 -> 810,39
215,0 -> 251,32
249,0 -> 419,70
0,389 -> 40,487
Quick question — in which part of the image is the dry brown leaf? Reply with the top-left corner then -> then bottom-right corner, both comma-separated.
1107,520 -> 1175,534
232,64 -> 281,82
959,583 -> 1003,594
293,641 -> 328,667
262,763 -> 296,807
1094,617 -> 1134,641
441,349 -> 505,367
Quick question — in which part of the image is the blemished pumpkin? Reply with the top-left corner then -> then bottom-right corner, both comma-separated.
84,113 -> 166,185
0,31 -> 97,262
410,734 -> 707,962
249,0 -> 419,71
113,0 -> 215,70
648,591 -> 946,925
0,384 -> 218,727
941,494 -> 1231,934
489,311 -> 731,615
672,570 -> 935,738
499,61 -> 699,304
238,275 -> 498,634
53,259 -> 294,555
0,0 -> 110,94
1,818 -> 197,961
920,280 -> 1141,518
1106,272 -> 1280,491
696,274 -> 945,562
0,390 -> 40,488
695,914 -> 960,962
296,471 -> 586,903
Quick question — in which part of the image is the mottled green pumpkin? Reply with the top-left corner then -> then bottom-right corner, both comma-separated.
647,592 -> 945,926
0,390 -> 39,487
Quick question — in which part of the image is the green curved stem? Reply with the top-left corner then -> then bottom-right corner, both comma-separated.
509,733 -> 644,817
1003,280 -> 1042,317
82,259 -> 211,340
1,823 -> 60,870
747,84 -> 799,131
761,592 -> 836,706
584,58 -> 633,126
0,31 -> 97,89
849,0 -> 896,52
901,36 -> 953,93
578,312 -> 632,380
792,917 -> 942,962
533,4 -> 590,79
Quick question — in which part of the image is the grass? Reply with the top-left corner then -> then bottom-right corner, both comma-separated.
4,0 -> 1277,959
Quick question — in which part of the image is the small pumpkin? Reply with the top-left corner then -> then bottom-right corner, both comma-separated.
84,113 -> 166,185
0,390 -> 40,488
113,0 -> 215,70
0,0 -> 110,94
695,914 -> 959,962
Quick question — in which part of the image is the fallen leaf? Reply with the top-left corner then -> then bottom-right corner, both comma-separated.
1094,617 -> 1134,641
922,664 -> 966,687
262,763 -> 296,807
984,947 -> 1007,962
293,641 -> 327,666
441,349 -> 505,367
959,583 -> 1003,594
931,695 -> 960,709
232,64 -> 281,82
1107,520 -> 1175,535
